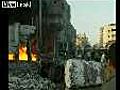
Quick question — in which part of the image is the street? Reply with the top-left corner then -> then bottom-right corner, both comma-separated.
102,77 -> 116,90
65,77 -> 116,90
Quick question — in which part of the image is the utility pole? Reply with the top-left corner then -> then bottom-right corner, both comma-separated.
53,31 -> 56,63
38,0 -> 42,50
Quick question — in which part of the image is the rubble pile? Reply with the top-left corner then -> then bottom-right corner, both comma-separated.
9,73 -> 56,90
9,62 -> 56,90
87,61 -> 103,85
65,59 -> 103,89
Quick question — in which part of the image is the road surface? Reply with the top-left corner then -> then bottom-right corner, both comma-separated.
65,77 -> 116,90
102,77 -> 116,90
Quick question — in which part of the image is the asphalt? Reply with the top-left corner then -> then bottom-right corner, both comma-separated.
83,77 -> 116,90
102,77 -> 116,90
65,77 -> 116,90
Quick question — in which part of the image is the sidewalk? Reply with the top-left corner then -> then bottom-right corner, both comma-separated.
102,77 -> 116,90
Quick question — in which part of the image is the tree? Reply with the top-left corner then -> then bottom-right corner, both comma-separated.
75,33 -> 89,56
75,33 -> 88,48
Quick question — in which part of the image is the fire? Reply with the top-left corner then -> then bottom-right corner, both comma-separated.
31,53 -> 37,61
8,52 -> 15,60
31,39 -> 38,61
19,46 -> 28,61
18,45 -> 37,61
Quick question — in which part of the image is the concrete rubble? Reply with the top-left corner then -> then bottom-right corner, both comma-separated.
9,62 -> 56,90
9,73 -> 56,90
65,59 -> 103,89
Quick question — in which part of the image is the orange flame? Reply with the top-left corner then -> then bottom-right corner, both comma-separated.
19,45 -> 37,61
31,53 -> 37,62
8,52 -> 15,60
19,46 -> 28,61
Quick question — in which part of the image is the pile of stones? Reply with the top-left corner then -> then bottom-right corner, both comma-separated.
65,59 -> 103,89
9,62 -> 56,90
9,73 -> 56,90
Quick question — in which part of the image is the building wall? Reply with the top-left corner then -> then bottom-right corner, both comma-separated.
9,23 -> 20,52
99,24 -> 116,48
41,0 -> 76,59
8,0 -> 76,60
99,27 -> 103,47
8,0 -> 41,61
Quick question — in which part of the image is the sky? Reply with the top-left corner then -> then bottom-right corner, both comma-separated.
66,0 -> 116,45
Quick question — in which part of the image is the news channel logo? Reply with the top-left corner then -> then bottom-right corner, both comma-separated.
2,1 -> 31,8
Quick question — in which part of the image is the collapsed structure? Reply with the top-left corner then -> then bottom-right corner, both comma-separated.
8,0 -> 76,62
8,0 -> 76,89
65,59 -> 103,89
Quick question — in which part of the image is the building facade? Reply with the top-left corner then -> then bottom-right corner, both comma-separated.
8,0 -> 41,61
99,23 -> 116,48
8,0 -> 76,61
42,0 -> 76,60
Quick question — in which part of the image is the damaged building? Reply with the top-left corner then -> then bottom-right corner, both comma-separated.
8,0 -> 76,86
8,0 -> 76,62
